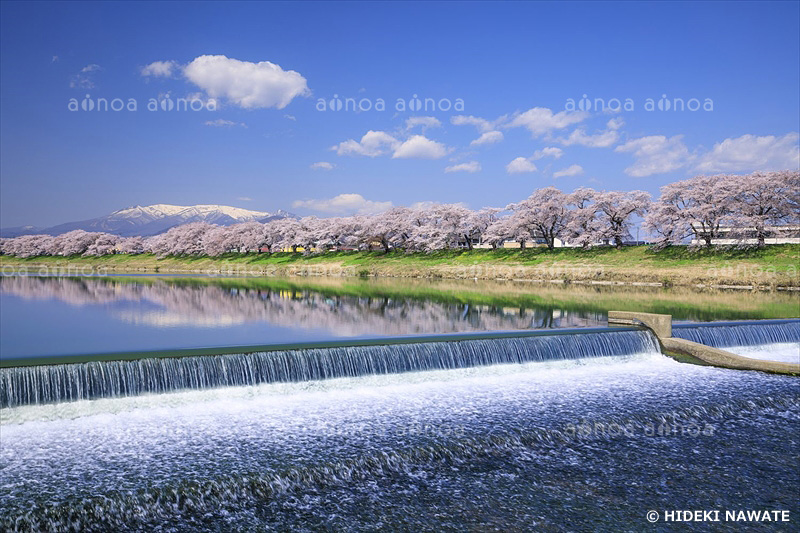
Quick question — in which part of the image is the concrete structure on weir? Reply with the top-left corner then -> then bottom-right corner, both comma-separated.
608,311 -> 800,375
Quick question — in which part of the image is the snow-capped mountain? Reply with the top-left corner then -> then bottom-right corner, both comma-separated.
1,204 -> 296,237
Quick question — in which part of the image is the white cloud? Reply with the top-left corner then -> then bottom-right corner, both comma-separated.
508,107 -> 588,136
506,157 -> 538,174
332,130 -> 399,157
284,114 -> 296,121
70,64 -> 101,89
615,135 -> 691,177
504,147 -> 561,175
310,161 -> 335,170
695,133 -> 800,173
183,55 -> 309,109
204,118 -> 246,127
555,118 -> 624,148
392,135 -> 448,159
141,60 -> 179,78
405,116 -> 441,131
557,128 -> 619,148
445,161 -> 481,173
292,193 -> 392,215
451,115 -> 494,132
237,196 -> 253,202
532,147 -> 563,160
470,131 -> 504,146
333,131 -> 448,159
553,164 -> 584,178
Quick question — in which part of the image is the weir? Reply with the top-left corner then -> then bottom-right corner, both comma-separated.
608,312 -> 800,374
0,328 -> 656,408
672,319 -> 800,347
3,318 -> 797,409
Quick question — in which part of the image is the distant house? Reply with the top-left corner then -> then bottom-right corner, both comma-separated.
691,225 -> 800,246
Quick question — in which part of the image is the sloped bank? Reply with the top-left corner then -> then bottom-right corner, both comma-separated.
1,245 -> 798,289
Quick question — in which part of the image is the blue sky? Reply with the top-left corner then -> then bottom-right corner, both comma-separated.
1,1 -> 798,227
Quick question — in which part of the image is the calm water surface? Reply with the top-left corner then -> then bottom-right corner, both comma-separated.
1,275 -> 798,358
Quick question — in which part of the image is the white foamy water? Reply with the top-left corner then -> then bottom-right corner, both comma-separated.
0,352 -> 783,502
1,348 -> 798,531
725,342 -> 800,364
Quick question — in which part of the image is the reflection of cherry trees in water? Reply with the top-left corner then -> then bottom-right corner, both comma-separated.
0,277 -> 606,334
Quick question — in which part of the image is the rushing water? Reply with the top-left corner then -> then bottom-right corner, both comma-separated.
726,343 -> 800,364
672,321 -> 800,364
0,330 -> 655,408
1,348 -> 798,531
673,321 -> 800,348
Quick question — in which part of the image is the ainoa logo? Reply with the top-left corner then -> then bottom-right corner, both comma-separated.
316,94 -> 465,112
566,94 -> 713,112
68,94 -> 218,112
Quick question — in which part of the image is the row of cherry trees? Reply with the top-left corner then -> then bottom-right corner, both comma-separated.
1,171 -> 797,258
645,170 -> 799,247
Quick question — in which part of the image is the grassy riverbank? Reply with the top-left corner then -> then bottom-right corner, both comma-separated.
2,245 -> 798,288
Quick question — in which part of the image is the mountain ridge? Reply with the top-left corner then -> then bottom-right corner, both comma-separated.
1,204 -> 297,237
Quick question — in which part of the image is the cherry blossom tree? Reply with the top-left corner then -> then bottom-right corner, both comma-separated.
365,207 -> 419,252
258,220 -> 289,253
322,216 -> 367,250
564,187 -> 601,248
728,170 -> 799,247
786,170 -> 800,218
410,203 -> 474,251
2,234 -> 55,257
294,217 -> 327,253
271,217 -> 303,252
147,222 -> 214,257
84,233 -> 121,256
642,202 -> 681,249
227,222 -> 264,253
480,218 -> 505,249
201,225 -> 236,256
466,208 -> 501,248
506,186 -> 570,249
593,190 -> 650,248
645,174 -> 735,247
117,236 -> 146,254
52,230 -> 104,256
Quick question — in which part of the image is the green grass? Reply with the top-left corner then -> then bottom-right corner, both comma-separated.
2,244 -> 798,286
3,244 -> 797,265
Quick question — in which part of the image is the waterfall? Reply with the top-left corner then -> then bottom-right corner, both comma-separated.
0,330 -> 658,408
672,320 -> 800,348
